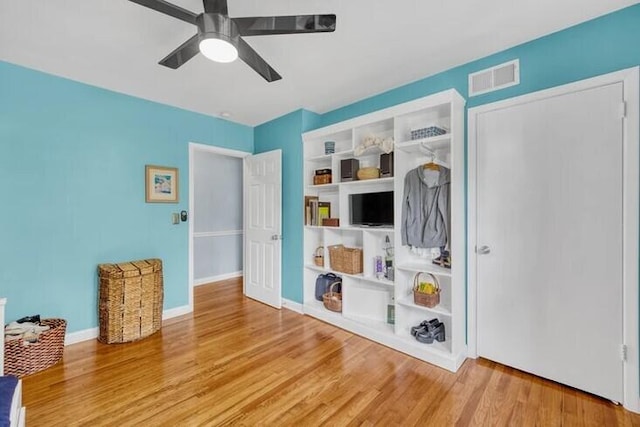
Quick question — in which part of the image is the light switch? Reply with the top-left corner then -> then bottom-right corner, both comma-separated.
172,213 -> 180,224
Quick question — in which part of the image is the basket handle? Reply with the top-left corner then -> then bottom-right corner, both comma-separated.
413,272 -> 440,293
329,281 -> 341,294
315,246 -> 324,257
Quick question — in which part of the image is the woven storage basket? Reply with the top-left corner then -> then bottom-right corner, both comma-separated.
322,282 -> 342,312
313,246 -> 324,267
413,272 -> 441,308
356,167 -> 380,180
98,258 -> 164,344
4,318 -> 67,378
329,245 -> 363,274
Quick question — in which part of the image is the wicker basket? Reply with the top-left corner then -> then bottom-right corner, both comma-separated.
322,282 -> 342,312
329,245 -> 363,274
413,272 -> 441,308
98,258 -> 164,344
314,246 -> 324,267
313,174 -> 332,185
357,167 -> 380,180
4,318 -> 67,378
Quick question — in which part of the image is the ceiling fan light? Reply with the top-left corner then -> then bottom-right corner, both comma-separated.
199,38 -> 238,63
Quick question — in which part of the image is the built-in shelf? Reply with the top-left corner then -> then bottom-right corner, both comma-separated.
302,88 -> 466,372
397,296 -> 452,316
395,134 -> 451,153
396,261 -> 452,277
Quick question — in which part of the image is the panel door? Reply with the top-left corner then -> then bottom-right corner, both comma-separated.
244,149 -> 282,308
476,83 -> 624,401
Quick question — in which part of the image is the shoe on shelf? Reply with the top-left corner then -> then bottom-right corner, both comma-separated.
416,322 -> 446,344
410,318 -> 440,337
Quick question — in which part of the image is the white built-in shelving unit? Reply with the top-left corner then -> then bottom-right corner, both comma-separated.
301,89 -> 467,372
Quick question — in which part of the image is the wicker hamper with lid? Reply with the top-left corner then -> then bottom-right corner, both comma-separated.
97,258 -> 164,344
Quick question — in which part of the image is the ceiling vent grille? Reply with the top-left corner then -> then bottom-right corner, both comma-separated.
469,59 -> 520,96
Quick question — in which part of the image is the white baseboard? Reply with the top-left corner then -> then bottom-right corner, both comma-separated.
65,327 -> 98,346
282,298 -> 303,314
64,305 -> 194,346
162,305 -> 192,320
194,271 -> 243,286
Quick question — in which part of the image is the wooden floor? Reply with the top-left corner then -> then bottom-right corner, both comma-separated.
22,278 -> 640,426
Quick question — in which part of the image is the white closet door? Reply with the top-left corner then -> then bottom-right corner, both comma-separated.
476,83 -> 624,401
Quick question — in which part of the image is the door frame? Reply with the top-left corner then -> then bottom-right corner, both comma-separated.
467,67 -> 639,412
188,142 -> 251,312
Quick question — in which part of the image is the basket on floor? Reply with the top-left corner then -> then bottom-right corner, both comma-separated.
98,258 -> 164,344
4,318 -> 67,378
323,282 -> 343,312
413,272 -> 441,308
328,245 -> 363,274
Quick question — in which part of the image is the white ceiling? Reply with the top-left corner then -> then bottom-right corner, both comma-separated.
1,0 -> 637,126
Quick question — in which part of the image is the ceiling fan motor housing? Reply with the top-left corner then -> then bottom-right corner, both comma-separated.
197,13 -> 239,45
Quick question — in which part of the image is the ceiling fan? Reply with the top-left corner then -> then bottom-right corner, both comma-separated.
129,0 -> 336,82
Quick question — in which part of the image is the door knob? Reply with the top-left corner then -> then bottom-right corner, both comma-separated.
476,245 -> 491,255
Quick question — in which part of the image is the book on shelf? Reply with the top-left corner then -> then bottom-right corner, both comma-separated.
304,196 -> 331,226
304,195 -> 318,225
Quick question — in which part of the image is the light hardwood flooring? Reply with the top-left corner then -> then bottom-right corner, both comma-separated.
22,278 -> 640,426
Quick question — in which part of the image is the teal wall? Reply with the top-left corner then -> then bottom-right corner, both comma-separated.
255,3 -> 640,305
253,109 -> 320,302
0,61 -> 253,332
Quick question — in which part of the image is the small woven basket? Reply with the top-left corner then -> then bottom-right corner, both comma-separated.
357,167 -> 380,180
4,318 -> 67,378
313,246 -> 324,267
329,245 -> 363,274
413,272 -> 441,308
323,282 -> 343,312
313,174 -> 332,185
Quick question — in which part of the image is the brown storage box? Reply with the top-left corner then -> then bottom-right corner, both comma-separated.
4,318 -> 67,378
313,174 -> 332,185
322,218 -> 340,227
98,258 -> 163,344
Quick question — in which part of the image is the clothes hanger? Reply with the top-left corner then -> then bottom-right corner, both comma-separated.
419,143 -> 441,171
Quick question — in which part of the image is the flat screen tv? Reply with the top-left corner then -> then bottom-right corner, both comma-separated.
350,191 -> 394,227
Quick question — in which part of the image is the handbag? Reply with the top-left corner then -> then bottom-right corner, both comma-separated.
315,273 -> 341,301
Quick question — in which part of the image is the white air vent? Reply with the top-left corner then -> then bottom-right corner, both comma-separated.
469,59 -> 520,96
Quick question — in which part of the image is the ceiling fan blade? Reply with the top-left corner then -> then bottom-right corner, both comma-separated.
203,0 -> 228,15
237,38 -> 282,82
159,34 -> 200,69
128,0 -> 198,25
233,14 -> 336,37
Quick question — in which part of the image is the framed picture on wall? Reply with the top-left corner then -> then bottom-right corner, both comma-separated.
145,165 -> 179,203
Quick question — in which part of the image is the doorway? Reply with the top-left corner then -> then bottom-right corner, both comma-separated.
188,143 -> 250,310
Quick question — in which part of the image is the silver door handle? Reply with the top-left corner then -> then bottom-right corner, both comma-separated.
271,235 -> 283,240
476,245 -> 491,255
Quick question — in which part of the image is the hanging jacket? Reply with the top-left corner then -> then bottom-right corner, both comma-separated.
401,165 -> 450,249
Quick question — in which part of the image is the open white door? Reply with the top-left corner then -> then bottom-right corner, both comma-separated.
243,149 -> 282,308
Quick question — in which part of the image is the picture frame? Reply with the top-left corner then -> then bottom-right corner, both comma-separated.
145,165 -> 179,203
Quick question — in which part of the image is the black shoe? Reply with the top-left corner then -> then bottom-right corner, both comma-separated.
16,315 -> 41,324
410,318 -> 440,337
416,322 -> 446,344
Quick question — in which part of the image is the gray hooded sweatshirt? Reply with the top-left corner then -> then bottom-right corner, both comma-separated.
401,165 -> 450,249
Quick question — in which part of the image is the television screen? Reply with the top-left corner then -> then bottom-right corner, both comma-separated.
350,191 -> 394,227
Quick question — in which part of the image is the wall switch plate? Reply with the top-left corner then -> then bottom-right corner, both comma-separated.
172,213 -> 180,224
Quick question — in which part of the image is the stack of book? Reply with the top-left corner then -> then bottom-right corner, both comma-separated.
304,196 -> 331,226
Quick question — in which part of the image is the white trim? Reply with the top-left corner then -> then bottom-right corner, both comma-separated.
63,305 -> 193,346
467,66 -> 640,413
188,142 -> 250,317
282,298 -> 304,314
194,271 -> 243,286
162,304 -> 192,320
194,230 -> 243,238
64,327 -> 99,345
